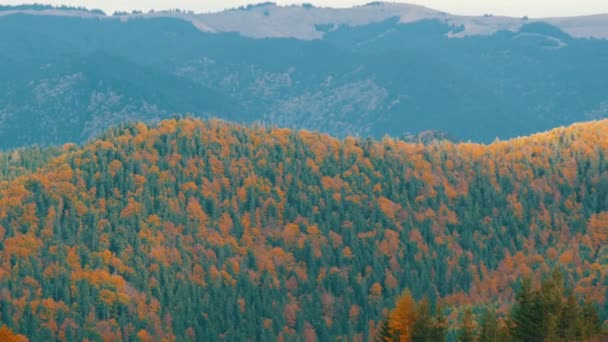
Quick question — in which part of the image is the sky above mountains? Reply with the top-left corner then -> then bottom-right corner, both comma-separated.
2,0 -> 608,18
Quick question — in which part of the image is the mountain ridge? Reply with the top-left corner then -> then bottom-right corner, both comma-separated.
1,2 -> 608,40
1,4 -> 608,149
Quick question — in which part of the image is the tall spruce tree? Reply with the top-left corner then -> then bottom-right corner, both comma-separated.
478,308 -> 499,342
509,278 -> 543,341
376,316 -> 394,342
558,291 -> 580,340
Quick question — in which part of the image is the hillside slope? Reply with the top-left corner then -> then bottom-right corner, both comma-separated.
1,5 -> 608,147
0,118 -> 607,340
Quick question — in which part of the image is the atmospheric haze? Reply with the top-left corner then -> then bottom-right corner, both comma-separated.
1,0 -> 607,18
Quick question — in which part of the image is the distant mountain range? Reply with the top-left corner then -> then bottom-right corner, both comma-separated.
3,2 -> 608,39
1,2 -> 608,148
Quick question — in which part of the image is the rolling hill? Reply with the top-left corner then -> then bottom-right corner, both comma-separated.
0,118 -> 607,340
0,3 -> 608,148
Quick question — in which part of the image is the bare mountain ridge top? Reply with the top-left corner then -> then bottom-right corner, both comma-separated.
1,2 -> 608,39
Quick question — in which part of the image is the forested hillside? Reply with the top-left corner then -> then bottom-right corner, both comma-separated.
1,118 -> 608,340
2,5 -> 608,148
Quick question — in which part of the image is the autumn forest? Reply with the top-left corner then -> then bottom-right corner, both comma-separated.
0,118 -> 606,340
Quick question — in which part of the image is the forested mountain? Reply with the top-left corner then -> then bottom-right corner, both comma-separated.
0,118 -> 607,340
1,3 -> 608,148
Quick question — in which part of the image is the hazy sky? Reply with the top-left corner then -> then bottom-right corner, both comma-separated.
2,0 -> 608,18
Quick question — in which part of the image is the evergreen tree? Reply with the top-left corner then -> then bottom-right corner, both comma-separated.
376,316 -> 394,342
539,269 -> 564,340
509,278 -> 543,341
558,291 -> 580,340
478,308 -> 499,342
580,299 -> 603,340
411,298 -> 433,341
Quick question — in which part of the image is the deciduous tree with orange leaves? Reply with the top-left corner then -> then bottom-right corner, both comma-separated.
389,290 -> 417,341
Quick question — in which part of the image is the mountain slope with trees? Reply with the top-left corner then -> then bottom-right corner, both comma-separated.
0,118 -> 608,340
1,5 -> 608,148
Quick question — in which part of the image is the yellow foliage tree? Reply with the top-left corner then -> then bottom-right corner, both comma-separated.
389,290 -> 418,342
0,326 -> 28,342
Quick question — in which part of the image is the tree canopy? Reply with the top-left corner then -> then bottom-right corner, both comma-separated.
0,118 -> 607,340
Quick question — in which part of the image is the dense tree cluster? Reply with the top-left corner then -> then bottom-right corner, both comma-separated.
383,270 -> 604,341
0,118 -> 607,340
0,146 -> 61,181
508,270 -> 603,341
378,290 -> 447,341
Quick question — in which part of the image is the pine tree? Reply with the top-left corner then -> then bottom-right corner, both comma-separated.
509,278 -> 543,341
580,299 -> 602,340
376,316 -> 394,342
478,308 -> 499,342
558,291 -> 580,340
411,298 -> 433,341
539,269 -> 564,340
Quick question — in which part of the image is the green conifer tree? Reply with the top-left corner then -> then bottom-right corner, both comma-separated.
478,308 -> 499,342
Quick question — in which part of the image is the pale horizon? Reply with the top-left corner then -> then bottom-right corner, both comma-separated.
1,0 -> 608,18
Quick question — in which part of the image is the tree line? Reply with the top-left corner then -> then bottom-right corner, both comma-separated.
381,270 -> 604,341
